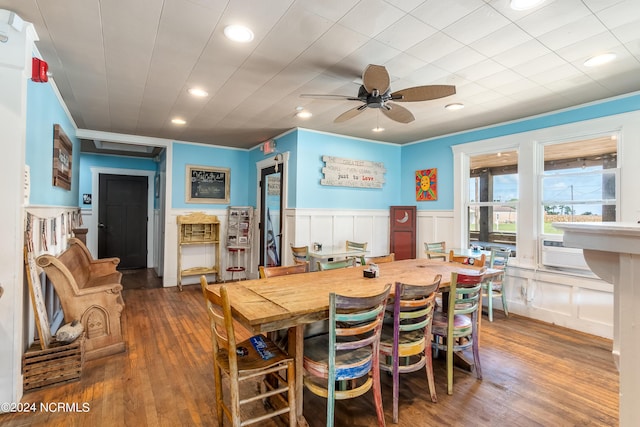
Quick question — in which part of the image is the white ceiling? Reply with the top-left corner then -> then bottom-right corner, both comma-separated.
2,0 -> 639,150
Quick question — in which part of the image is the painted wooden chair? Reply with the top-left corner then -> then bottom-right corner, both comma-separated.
366,253 -> 395,264
449,250 -> 486,267
483,248 -> 511,321
317,257 -> 357,271
424,241 -> 447,260
432,272 -> 485,395
202,278 -> 297,427
379,276 -> 441,423
290,245 -> 309,265
345,240 -> 368,265
303,284 -> 391,427
259,263 -> 308,278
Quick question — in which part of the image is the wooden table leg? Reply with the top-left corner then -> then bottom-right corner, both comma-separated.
289,325 -> 309,426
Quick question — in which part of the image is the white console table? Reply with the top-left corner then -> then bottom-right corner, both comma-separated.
554,222 -> 639,426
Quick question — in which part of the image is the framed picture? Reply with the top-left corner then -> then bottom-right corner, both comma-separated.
416,168 -> 437,201
52,124 -> 72,190
186,165 -> 230,204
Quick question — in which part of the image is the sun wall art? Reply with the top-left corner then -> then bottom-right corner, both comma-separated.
416,168 -> 437,201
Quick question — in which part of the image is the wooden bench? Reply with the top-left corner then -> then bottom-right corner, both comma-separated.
36,238 -> 125,360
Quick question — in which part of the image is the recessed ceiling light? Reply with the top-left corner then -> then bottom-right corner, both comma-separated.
510,0 -> 545,10
171,118 -> 186,125
296,110 -> 312,119
224,25 -> 254,43
372,127 -> 385,132
445,103 -> 464,111
584,52 -> 616,67
188,87 -> 209,97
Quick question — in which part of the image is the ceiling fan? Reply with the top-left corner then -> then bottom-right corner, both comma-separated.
301,64 -> 456,124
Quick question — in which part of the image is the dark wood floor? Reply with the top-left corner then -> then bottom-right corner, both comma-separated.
1,278 -> 619,427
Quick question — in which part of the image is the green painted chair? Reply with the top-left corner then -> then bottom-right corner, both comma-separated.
303,284 -> 391,427
346,240 -> 368,265
432,271 -> 485,395
483,248 -> 511,321
424,241 -> 447,260
379,276 -> 441,423
317,257 -> 356,271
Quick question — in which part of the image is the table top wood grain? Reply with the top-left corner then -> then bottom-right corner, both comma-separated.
206,258 -> 495,333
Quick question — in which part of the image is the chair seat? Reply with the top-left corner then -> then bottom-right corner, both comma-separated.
304,334 -> 373,381
432,311 -> 472,335
379,328 -> 426,354
215,334 -> 292,374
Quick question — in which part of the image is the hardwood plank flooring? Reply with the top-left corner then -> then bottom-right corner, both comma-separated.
1,283 -> 618,426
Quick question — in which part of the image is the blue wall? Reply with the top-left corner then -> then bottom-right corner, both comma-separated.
172,142 -> 251,209
26,79 -> 79,207
401,91 -> 640,210
77,154 -> 157,207
293,130 -> 402,209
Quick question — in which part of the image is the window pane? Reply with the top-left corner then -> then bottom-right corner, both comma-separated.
542,136 -> 617,235
468,150 -> 518,250
468,205 -> 517,248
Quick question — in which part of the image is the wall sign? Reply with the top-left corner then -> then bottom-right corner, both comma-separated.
320,155 -> 386,188
186,165 -> 230,204
52,124 -> 72,190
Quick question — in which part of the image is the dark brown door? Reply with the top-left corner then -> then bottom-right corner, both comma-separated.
389,206 -> 416,260
98,174 -> 148,269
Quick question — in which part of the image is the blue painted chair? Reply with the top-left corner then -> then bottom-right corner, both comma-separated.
424,241 -> 447,260
303,284 -> 392,427
379,276 -> 441,423
432,271 -> 485,395
483,248 -> 511,321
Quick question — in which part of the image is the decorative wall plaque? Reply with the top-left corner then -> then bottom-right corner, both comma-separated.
320,155 -> 386,188
52,124 -> 72,190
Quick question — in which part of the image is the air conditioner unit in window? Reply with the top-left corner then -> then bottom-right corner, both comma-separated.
540,239 -> 590,271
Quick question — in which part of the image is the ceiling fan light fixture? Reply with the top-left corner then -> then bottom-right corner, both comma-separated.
188,87 -> 209,97
171,118 -> 186,125
510,0 -> 545,10
445,103 -> 464,111
224,25 -> 254,43
584,52 -> 616,67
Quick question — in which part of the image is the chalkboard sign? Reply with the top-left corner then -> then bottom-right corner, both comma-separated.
186,165 -> 230,204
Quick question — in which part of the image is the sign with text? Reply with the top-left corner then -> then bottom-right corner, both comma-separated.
320,156 -> 386,188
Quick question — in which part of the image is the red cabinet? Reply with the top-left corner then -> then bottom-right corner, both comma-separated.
389,206 -> 416,260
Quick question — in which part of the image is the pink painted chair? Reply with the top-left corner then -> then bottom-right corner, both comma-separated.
379,276 -> 441,423
303,284 -> 392,427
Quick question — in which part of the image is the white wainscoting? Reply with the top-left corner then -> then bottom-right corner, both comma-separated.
284,208 -> 455,265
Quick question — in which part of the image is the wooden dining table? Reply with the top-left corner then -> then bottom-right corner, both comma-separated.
206,258 -> 500,426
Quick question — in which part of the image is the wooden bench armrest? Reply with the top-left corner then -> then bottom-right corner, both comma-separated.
87,257 -> 120,276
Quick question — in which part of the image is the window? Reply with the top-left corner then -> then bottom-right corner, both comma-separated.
541,136 -> 618,235
468,151 -> 518,252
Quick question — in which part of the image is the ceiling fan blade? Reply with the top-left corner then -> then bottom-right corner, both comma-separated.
391,85 -> 456,102
381,102 -> 415,123
299,94 -> 359,101
334,105 -> 367,123
362,64 -> 390,94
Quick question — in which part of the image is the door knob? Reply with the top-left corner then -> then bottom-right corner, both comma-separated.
98,223 -> 106,229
